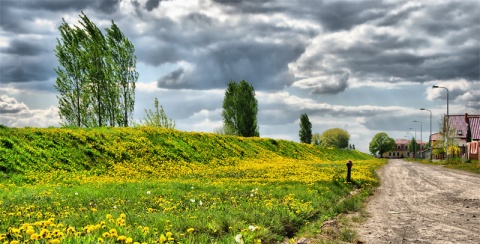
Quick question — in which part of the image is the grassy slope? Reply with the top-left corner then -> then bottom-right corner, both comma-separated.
0,126 -> 373,177
0,126 -> 384,243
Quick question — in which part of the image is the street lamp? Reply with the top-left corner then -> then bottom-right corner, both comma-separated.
413,120 -> 422,158
432,85 -> 449,160
420,108 -> 432,161
409,127 -> 417,158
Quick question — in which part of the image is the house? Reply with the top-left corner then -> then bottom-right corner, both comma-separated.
432,113 -> 480,160
383,138 -> 426,158
447,113 -> 480,146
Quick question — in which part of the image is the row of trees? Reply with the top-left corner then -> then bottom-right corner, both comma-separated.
298,114 -> 352,149
54,12 -> 138,127
52,13 -> 355,150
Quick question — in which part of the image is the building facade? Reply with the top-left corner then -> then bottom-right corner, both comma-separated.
383,138 -> 425,158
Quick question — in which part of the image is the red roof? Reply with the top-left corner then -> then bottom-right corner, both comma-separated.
395,138 -> 425,145
470,117 -> 480,140
448,114 -> 480,140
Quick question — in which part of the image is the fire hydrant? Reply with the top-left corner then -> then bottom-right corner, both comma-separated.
346,160 -> 353,182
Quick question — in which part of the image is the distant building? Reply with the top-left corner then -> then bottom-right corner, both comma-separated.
383,138 -> 425,158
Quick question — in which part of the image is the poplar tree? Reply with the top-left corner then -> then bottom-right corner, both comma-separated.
106,21 -> 138,127
299,113 -> 312,144
222,80 -> 259,137
54,12 -> 137,127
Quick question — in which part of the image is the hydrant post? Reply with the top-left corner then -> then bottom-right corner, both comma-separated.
346,160 -> 353,182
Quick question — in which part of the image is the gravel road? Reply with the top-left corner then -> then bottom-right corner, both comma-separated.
356,159 -> 480,244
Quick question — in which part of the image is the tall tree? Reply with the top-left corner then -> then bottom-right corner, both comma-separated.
369,132 -> 396,157
54,12 -> 138,127
408,137 -> 419,157
222,80 -> 259,137
106,21 -> 138,127
299,113 -> 312,144
320,128 -> 350,148
54,19 -> 87,127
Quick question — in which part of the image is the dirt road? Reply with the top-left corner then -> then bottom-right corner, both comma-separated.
356,159 -> 480,243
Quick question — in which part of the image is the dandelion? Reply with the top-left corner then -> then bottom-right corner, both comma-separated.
146,191 -> 151,195
159,234 -> 166,243
187,228 -> 194,233
190,199 -> 195,203
98,237 -> 105,243
117,235 -> 127,241
26,227 -> 35,235
199,200 -> 203,206
248,225 -> 257,231
102,232 -> 111,238
75,192 -> 78,196
126,237 -> 133,243
30,233 -> 40,240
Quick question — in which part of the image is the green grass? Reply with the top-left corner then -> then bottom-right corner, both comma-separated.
0,126 -> 385,243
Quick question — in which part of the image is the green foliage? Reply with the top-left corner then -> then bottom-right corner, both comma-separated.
0,127 -> 374,176
369,132 -> 396,157
408,138 -> 419,153
299,113 -> 312,144
141,98 -> 175,129
311,133 -> 321,145
54,12 -> 137,127
222,80 -> 259,137
320,128 -> 350,149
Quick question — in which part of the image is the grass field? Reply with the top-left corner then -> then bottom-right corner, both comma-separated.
0,126 -> 386,243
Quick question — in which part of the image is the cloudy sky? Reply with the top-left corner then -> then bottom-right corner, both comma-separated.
1,0 -> 479,153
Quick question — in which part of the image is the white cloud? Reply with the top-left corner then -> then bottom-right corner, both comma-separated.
0,95 -> 60,127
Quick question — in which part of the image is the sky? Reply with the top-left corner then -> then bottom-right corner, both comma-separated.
0,0 -> 479,153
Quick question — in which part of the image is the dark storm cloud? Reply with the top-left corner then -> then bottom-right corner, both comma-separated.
25,0 -> 119,13
0,0 -> 121,33
313,0 -> 389,31
157,41 -> 305,90
0,57 -> 55,83
145,0 -> 162,11
1,39 -> 49,56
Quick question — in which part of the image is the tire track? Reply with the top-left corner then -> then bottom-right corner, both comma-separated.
356,159 -> 480,243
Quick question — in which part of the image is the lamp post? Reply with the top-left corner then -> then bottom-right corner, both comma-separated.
409,127 -> 417,158
413,120 -> 423,158
420,108 -> 432,161
432,85 -> 449,160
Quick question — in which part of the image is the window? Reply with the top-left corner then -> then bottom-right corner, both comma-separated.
457,130 -> 462,135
